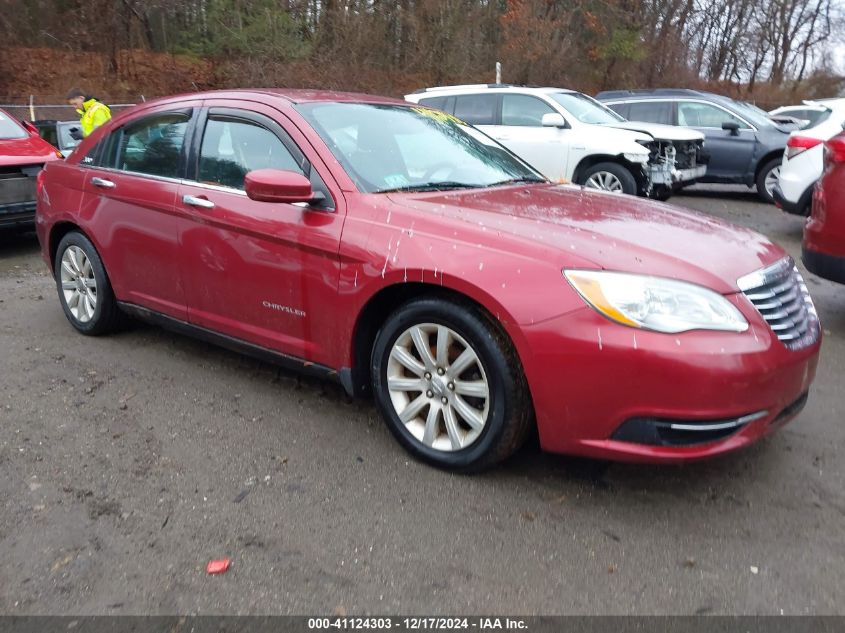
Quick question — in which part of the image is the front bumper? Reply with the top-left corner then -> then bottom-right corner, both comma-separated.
520,303 -> 821,463
0,201 -> 37,228
650,164 -> 706,187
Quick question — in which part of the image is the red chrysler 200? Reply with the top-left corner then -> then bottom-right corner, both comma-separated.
35,90 -> 822,471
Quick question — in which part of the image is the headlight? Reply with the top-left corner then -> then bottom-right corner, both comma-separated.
564,270 -> 748,333
623,152 -> 649,164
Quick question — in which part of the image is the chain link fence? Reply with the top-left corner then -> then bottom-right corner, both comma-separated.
0,95 -> 141,123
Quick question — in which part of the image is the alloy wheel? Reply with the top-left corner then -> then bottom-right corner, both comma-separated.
764,165 -> 780,197
386,323 -> 490,452
585,171 -> 624,193
60,245 -> 98,323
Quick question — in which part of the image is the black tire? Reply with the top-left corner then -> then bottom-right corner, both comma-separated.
755,158 -> 781,204
652,186 -> 673,202
371,296 -> 533,472
579,162 -> 638,195
54,231 -> 122,335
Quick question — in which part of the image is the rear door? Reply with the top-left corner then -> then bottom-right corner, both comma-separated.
497,94 -> 568,180
79,104 -> 200,318
676,100 -> 756,180
177,102 -> 345,364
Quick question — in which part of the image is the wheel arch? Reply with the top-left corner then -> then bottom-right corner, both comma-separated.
571,154 -> 647,193
754,150 -> 784,180
346,281 -> 527,399
48,221 -> 87,268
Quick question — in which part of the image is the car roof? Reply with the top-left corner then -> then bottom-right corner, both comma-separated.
410,85 -> 576,96
596,88 -> 736,104
112,89 -> 407,114
100,89 -> 411,130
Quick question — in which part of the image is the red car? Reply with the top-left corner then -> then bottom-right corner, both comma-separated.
803,130 -> 845,284
1,108 -> 61,228
35,90 -> 821,471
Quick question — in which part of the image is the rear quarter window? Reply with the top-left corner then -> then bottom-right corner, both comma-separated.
453,94 -> 499,125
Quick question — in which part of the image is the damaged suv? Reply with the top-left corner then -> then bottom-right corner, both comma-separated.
406,85 -> 706,200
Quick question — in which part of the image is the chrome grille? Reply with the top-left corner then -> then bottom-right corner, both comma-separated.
737,258 -> 819,351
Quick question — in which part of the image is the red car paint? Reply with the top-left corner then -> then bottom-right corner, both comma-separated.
1,108 -> 60,227
803,131 -> 845,285
35,90 -> 821,463
0,108 -> 60,167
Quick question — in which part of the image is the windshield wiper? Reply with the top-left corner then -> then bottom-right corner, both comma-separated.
376,182 -> 485,193
487,176 -> 548,187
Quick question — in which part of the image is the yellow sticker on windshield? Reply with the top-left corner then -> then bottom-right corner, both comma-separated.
411,107 -> 464,125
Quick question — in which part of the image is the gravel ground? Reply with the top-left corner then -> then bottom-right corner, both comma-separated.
0,186 -> 843,615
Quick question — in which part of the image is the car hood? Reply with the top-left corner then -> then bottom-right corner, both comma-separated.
603,121 -> 704,142
0,134 -> 58,166
387,184 -> 784,293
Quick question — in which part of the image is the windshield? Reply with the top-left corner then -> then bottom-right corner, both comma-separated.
732,100 -> 778,128
58,123 -> 82,150
549,92 -> 625,125
296,103 -> 545,193
0,111 -> 27,140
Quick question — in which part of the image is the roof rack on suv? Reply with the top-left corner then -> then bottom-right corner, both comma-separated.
596,88 -> 704,99
410,84 -> 514,94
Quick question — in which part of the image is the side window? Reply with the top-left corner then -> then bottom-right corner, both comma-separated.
198,117 -> 302,190
677,102 -> 749,129
607,103 -> 629,119
628,101 -> 673,125
501,95 -> 556,126
116,112 -> 190,177
417,96 -> 447,110
453,94 -> 498,125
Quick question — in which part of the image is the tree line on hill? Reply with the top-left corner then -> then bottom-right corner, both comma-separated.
1,0 -> 842,104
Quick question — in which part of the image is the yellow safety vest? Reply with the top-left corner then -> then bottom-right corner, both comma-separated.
77,98 -> 112,137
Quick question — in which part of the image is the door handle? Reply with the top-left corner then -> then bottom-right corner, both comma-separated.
182,194 -> 215,209
91,177 -> 115,189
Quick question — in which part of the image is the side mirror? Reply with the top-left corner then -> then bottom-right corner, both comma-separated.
722,121 -> 740,135
245,169 -> 315,204
541,113 -> 568,128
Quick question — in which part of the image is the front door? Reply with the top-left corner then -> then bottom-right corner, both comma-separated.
677,101 -> 756,180
177,104 -> 344,364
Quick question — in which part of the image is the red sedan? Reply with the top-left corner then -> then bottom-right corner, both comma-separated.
35,90 -> 821,470
1,108 -> 60,228
804,130 -> 845,285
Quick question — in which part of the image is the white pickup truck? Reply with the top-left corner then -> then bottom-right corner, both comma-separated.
405,85 -> 707,200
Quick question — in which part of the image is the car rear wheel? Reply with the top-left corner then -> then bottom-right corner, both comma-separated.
756,159 -> 781,203
54,232 -> 122,335
580,162 -> 637,195
371,297 -> 532,472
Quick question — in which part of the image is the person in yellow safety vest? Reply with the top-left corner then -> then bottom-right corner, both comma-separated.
66,88 -> 111,139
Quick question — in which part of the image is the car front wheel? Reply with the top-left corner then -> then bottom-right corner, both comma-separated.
580,162 -> 638,195
371,297 -> 532,472
54,231 -> 122,335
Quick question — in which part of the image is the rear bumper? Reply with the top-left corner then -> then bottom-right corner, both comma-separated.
802,247 -> 845,285
773,183 -> 813,216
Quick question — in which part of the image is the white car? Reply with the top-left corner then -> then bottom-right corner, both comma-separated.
405,85 -> 707,200
769,102 -> 834,129
774,98 -> 845,216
